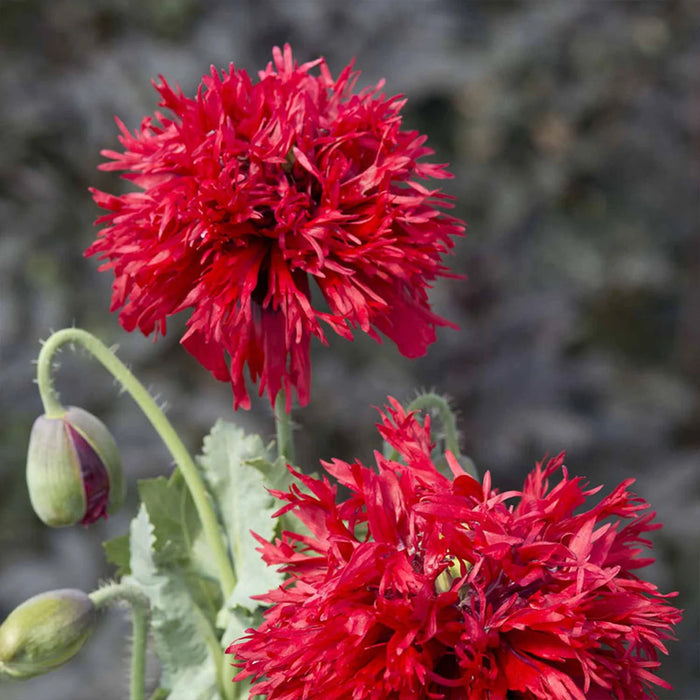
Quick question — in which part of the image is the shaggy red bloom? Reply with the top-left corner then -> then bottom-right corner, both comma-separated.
87,45 -> 463,409
230,399 -> 681,699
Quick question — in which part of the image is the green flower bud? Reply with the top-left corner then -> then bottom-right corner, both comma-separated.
26,406 -> 125,527
0,589 -> 96,678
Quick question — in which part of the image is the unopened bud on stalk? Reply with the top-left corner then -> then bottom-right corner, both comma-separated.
0,589 -> 96,678
26,406 -> 125,527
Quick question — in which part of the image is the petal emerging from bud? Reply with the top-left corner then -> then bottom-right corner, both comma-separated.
0,589 -> 96,678
26,406 -> 125,527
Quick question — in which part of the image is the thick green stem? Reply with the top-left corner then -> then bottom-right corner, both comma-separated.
274,390 -> 295,464
129,602 -> 148,700
90,582 -> 149,700
220,653 -> 236,700
36,328 -> 236,598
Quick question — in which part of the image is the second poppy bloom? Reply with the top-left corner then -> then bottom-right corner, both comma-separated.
88,45 -> 464,410
231,400 -> 681,698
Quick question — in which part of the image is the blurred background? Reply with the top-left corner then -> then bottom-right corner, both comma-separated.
1,0 -> 698,697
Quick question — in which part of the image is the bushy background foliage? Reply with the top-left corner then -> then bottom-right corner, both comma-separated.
1,1 -> 698,697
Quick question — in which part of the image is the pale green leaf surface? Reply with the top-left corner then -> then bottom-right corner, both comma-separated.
197,421 -> 285,612
138,476 -> 197,565
126,505 -> 220,700
103,533 -> 130,576
244,454 -> 294,493
188,516 -> 220,583
138,474 -> 222,621
220,607 -> 264,700
220,606 -> 262,649
244,455 -> 310,536
140,474 -> 219,579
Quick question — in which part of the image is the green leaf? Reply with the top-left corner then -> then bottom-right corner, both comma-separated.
244,454 -> 294,493
103,533 -> 131,576
138,473 -> 222,626
138,475 -> 197,565
219,606 -> 264,700
244,455 -> 312,536
148,690 -> 169,700
197,421 -> 284,612
126,505 -> 221,700
219,605 -> 262,650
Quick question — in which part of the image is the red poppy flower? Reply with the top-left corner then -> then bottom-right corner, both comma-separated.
230,399 -> 681,699
87,45 -> 463,409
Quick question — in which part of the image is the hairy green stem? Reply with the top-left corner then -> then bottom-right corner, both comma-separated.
385,393 -> 478,479
90,582 -> 150,700
90,580 -> 150,611
36,328 -> 236,598
274,390 -> 295,464
406,393 -> 461,458
129,602 -> 148,700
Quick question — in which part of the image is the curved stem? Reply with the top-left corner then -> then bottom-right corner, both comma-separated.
90,580 -> 150,610
385,393 -> 478,479
37,328 -> 236,598
90,583 -> 149,700
406,393 -> 461,458
274,390 -> 295,464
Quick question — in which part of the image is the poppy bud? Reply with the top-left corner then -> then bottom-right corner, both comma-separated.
26,406 -> 125,527
0,589 -> 96,678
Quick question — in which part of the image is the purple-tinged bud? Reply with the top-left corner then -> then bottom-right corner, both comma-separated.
26,406 -> 125,527
0,589 -> 96,678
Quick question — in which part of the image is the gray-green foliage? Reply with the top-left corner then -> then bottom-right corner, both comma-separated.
126,506 -> 220,700
108,421 -> 294,698
197,421 -> 286,613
